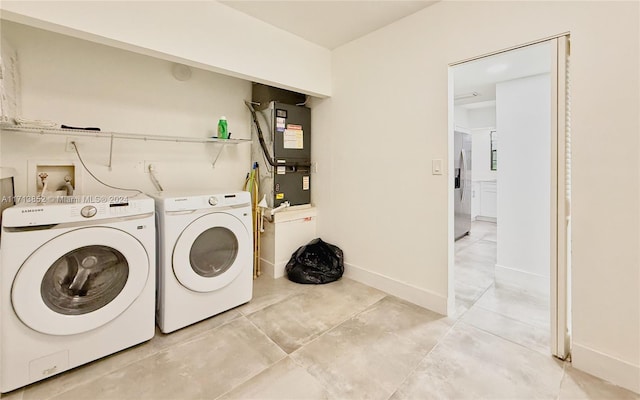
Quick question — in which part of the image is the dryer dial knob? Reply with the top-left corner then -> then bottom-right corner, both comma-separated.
208,196 -> 218,206
80,205 -> 97,218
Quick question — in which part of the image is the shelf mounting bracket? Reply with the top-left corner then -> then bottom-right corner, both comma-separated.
211,143 -> 227,169
108,134 -> 114,171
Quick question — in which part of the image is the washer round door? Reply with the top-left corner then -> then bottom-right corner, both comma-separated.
172,212 -> 250,293
11,227 -> 149,336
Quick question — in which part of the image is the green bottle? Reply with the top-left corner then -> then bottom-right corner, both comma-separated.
218,116 -> 228,139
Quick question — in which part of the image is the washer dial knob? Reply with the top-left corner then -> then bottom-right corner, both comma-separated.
208,196 -> 218,206
80,205 -> 97,218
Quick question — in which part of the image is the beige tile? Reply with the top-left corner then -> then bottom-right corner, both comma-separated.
219,357 -> 330,400
454,259 -> 495,289
149,308 -> 241,352
474,284 -> 549,329
468,221 -> 497,241
456,239 -> 497,264
21,310 -> 240,400
247,278 -> 386,353
22,339 -> 158,400
47,317 -> 286,400
483,230 -> 497,242
392,322 -> 564,399
559,365 -> 640,400
463,304 -> 550,355
238,275 -> 307,316
454,279 -> 490,305
291,296 -> 453,400
455,235 -> 480,253
451,297 -> 474,320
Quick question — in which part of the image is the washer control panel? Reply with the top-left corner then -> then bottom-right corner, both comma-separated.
1,195 -> 155,227
80,205 -> 97,218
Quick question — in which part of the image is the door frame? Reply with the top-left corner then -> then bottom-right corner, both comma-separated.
447,33 -> 571,359
550,35 -> 571,358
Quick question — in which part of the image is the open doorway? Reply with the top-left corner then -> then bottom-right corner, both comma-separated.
449,37 -> 571,359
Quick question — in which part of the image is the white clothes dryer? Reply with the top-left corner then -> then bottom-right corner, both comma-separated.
151,191 -> 253,333
0,194 -> 155,393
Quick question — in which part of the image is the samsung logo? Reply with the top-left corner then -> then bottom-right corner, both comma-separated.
22,208 -> 44,213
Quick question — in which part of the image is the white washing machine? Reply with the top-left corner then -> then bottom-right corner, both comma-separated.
151,191 -> 253,333
0,194 -> 156,393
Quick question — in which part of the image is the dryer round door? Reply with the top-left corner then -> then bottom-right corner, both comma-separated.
11,227 -> 149,336
172,212 -> 250,293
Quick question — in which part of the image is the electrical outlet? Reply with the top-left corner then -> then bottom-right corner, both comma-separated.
65,138 -> 76,152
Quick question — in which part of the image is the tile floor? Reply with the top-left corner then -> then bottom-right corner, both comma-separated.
2,221 -> 638,400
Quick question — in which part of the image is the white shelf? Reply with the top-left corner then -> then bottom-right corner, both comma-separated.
0,123 -> 249,144
1,123 -> 250,169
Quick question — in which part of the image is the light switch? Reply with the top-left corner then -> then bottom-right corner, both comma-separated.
432,159 -> 443,175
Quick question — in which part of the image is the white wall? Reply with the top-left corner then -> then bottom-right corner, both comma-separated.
313,1 -> 639,393
0,1 -> 331,97
495,74 -> 551,295
1,21 -> 252,196
454,105 -> 469,130
468,106 -> 496,129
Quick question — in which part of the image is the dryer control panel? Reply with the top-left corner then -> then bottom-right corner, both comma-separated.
161,192 -> 251,213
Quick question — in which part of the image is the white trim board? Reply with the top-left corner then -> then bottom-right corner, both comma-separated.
494,264 -> 550,297
260,257 -> 286,279
344,262 -> 448,316
572,342 -> 640,395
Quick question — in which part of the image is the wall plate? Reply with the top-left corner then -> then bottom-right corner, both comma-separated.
27,160 -> 82,196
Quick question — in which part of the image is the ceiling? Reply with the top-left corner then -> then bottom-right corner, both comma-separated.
218,0 -> 549,102
220,1 -> 438,50
454,41 -> 552,108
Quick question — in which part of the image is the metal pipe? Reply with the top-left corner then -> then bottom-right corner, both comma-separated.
244,101 -> 311,168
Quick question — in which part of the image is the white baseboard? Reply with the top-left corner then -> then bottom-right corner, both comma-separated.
494,264 -> 549,297
475,216 -> 497,223
344,262 -> 448,316
572,342 -> 640,394
259,258 -> 286,279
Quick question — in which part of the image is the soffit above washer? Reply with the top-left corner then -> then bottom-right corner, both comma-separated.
219,1 -> 438,50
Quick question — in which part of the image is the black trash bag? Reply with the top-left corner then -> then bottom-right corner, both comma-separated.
285,238 -> 344,284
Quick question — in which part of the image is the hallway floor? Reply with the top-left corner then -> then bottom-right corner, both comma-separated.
454,220 -> 550,356
2,226 -> 638,399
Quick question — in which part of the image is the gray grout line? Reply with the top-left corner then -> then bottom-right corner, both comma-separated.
285,293 -> 391,399
288,293 -> 390,358
243,314 -> 289,358
212,317 -> 289,400
386,302 -> 468,400
238,280 -> 307,317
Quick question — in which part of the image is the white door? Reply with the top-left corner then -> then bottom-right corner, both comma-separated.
172,212 -> 251,293
12,227 -> 150,336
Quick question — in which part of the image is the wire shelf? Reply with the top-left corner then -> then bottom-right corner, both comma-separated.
0,123 -> 250,144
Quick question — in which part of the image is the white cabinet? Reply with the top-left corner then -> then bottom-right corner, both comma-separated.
471,181 -> 481,220
260,206 -> 317,279
473,180 -> 497,221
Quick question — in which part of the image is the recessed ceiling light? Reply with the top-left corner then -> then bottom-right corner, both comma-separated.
487,63 -> 508,74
